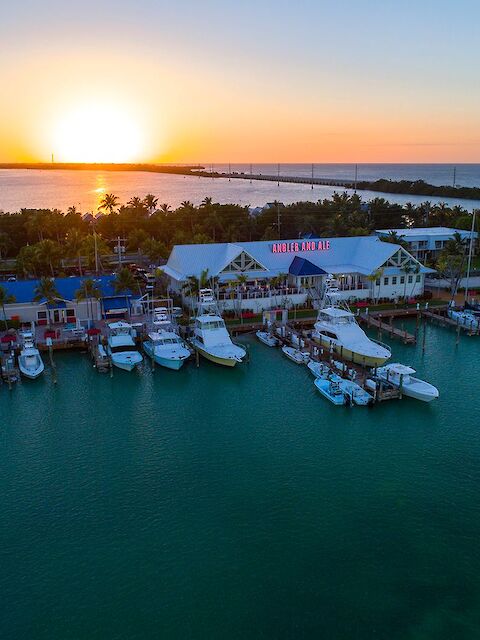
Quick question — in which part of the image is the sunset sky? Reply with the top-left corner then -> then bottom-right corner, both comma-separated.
1,0 -> 479,163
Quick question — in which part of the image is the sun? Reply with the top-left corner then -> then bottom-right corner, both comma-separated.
52,102 -> 144,163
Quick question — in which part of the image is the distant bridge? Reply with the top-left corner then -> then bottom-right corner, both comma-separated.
199,171 -> 356,189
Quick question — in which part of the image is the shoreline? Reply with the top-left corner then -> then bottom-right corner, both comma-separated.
1,163 -> 479,201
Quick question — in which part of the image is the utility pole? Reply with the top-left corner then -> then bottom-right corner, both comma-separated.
277,202 -> 281,238
116,236 -> 126,268
464,209 -> 477,305
94,229 -> 99,275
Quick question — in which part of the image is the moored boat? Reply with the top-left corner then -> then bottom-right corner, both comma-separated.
256,330 -> 279,347
190,289 -> 246,367
314,375 -> 346,405
281,345 -> 310,365
339,379 -> 373,406
143,330 -> 191,370
18,331 -> 44,380
106,321 -> 143,372
376,363 -> 439,402
307,360 -> 330,378
312,278 -> 391,367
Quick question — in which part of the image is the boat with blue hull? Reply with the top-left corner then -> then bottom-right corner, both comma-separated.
314,375 -> 346,405
143,331 -> 191,370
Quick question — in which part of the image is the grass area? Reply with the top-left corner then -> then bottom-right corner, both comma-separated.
224,299 -> 446,326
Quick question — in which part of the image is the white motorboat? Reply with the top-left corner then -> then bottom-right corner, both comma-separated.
376,363 -> 439,402
447,308 -> 480,330
152,307 -> 171,328
281,345 -> 310,365
18,331 -> 44,380
106,321 -> 143,372
190,289 -> 246,367
339,379 -> 373,406
256,331 -> 279,347
307,360 -> 331,378
143,330 -> 191,370
312,278 -> 391,367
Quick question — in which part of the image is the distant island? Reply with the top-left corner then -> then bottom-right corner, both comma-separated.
0,162 -> 204,175
355,178 -> 480,201
1,164 -> 479,200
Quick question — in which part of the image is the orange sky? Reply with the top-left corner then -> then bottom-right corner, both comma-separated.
1,1 -> 479,163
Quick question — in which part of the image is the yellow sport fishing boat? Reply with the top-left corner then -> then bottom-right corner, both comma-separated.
312,278 -> 391,368
190,289 -> 246,367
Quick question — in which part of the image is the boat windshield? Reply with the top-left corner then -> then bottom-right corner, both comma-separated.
201,320 -> 225,330
158,338 -> 181,345
110,345 -> 139,353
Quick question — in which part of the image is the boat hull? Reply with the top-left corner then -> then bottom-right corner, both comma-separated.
314,379 -> 346,405
313,335 -> 389,368
194,345 -> 238,367
18,356 -> 45,380
400,386 -> 438,403
143,343 -> 187,370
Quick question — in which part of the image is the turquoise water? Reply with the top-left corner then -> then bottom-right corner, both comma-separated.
1,324 -> 480,639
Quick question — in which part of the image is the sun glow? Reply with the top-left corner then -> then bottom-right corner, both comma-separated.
52,103 -> 145,163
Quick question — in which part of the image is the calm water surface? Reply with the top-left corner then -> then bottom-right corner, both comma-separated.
1,164 -> 480,212
1,324 -> 480,639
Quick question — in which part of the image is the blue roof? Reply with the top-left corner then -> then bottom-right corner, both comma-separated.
102,296 -> 131,312
288,256 -> 327,276
1,276 -> 130,304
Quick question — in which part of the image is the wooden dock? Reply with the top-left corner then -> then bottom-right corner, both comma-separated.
359,313 -> 417,344
423,309 -> 480,335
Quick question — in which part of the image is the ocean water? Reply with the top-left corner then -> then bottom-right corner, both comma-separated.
1,324 -> 480,639
1,165 -> 480,213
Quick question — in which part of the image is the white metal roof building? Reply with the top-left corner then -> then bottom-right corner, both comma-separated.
163,236 -> 433,310
375,227 -> 478,261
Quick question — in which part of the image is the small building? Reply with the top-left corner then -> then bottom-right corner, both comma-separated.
162,236 -> 433,311
0,276 -> 134,326
375,227 -> 478,262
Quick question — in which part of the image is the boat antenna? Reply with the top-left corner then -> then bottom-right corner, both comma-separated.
464,208 -> 477,305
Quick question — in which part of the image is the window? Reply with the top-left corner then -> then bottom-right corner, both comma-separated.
416,274 -> 421,282
392,277 -> 397,285
66,308 -> 75,319
435,240 -> 443,249
37,310 -> 47,320
375,279 -> 380,286
408,275 -> 413,283
384,277 -> 389,286
400,276 -> 405,284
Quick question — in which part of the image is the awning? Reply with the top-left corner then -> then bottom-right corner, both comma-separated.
102,296 -> 130,313
288,256 -> 327,277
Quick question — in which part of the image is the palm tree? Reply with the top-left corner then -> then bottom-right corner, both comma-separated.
366,268 -> 384,303
144,194 -> 158,214
380,230 -> 407,247
67,205 -> 78,216
33,277 -> 60,325
98,193 -> 119,215
65,229 -> 85,275
34,239 -> 62,277
0,285 -> 15,330
159,203 -> 171,215
0,232 -> 12,260
113,267 -> 137,293
75,278 -> 102,325
402,263 -> 413,301
182,269 -> 211,311
127,196 -> 147,216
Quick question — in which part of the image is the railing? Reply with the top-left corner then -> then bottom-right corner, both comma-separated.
217,287 -> 307,301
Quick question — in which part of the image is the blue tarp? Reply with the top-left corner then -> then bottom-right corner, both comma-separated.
288,256 -> 327,277
102,296 -> 130,312
1,276 -> 130,303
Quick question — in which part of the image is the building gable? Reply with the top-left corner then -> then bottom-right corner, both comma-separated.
220,250 -> 267,274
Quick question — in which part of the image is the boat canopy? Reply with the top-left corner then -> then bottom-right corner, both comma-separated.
319,307 -> 354,319
384,363 -> 416,375
108,321 -> 132,330
109,334 -> 135,347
